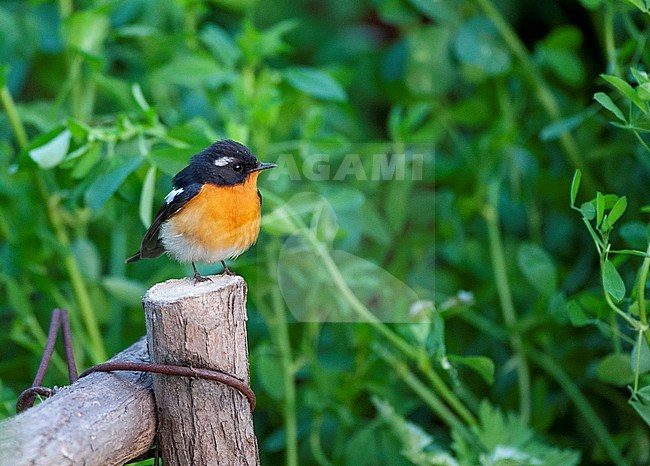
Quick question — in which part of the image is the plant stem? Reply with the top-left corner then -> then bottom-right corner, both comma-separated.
375,345 -> 473,442
69,56 -> 86,121
265,194 -> 476,431
0,84 -> 79,373
634,330 -> 643,394
40,183 -> 106,364
417,360 -> 477,426
475,0 -> 597,193
267,245 -> 298,466
603,3 -> 619,76
602,278 -> 638,328
58,0 -> 73,17
309,414 -> 333,466
483,181 -> 532,423
636,243 -> 650,347
301,226 -> 477,425
528,349 -> 628,466
1,85 -> 29,150
462,306 -> 627,465
303,229 -> 418,359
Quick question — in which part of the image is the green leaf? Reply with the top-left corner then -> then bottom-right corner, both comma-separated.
70,143 -> 101,179
283,67 -> 347,102
102,276 -> 147,307
638,83 -> 650,101
603,260 -> 626,302
84,156 -> 142,210
579,201 -> 596,220
156,54 -> 222,88
311,199 -> 339,243
567,300 -> 589,326
517,242 -> 557,296
630,385 -> 650,427
371,396 -> 450,465
458,402 -> 580,465
199,24 -> 241,67
66,118 -> 90,141
63,10 -> 109,55
540,113 -> 585,141
408,0 -> 456,21
139,165 -> 157,228
594,92 -> 626,122
28,129 -> 71,169
632,68 -> 650,85
454,17 -> 511,76
131,83 -> 150,111
475,401 -> 532,449
606,196 -> 627,227
570,169 -> 581,207
596,191 -> 606,227
601,74 -> 647,113
150,146 -> 200,177
544,25 -> 582,49
238,19 -> 298,64
625,0 -> 650,13
344,427 -> 381,466
407,26 -> 454,95
596,353 -> 634,386
253,344 -> 284,400
448,354 -> 495,384
540,27 -> 585,86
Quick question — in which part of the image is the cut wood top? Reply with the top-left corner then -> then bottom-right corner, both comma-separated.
143,274 -> 244,303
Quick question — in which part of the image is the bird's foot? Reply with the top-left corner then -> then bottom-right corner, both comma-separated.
193,272 -> 213,284
191,262 -> 213,284
221,261 -> 236,276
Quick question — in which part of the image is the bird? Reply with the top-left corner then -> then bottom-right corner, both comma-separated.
126,139 -> 276,281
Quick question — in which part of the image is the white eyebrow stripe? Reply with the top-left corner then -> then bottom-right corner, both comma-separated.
165,187 -> 184,204
214,156 -> 236,167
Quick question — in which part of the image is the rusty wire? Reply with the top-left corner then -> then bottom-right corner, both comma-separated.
15,308 -> 257,465
17,309 -> 256,413
15,309 -> 77,413
80,361 -> 256,411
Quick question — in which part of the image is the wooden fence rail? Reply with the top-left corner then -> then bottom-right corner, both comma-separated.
0,274 -> 258,466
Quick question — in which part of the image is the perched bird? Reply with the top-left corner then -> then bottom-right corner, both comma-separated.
126,140 -> 276,281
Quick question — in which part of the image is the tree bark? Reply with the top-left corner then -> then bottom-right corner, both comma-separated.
143,274 -> 259,466
0,338 -> 155,466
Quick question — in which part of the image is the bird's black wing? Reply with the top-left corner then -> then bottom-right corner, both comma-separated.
125,183 -> 203,262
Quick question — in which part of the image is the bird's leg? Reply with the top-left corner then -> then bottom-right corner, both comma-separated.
192,262 -> 212,283
220,260 -> 235,276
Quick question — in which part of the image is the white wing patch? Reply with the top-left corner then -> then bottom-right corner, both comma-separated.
214,156 -> 236,167
164,187 -> 184,204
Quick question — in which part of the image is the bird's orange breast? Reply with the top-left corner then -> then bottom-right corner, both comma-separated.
161,172 -> 262,263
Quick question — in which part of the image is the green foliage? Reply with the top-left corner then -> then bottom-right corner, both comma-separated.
2,1 -> 650,465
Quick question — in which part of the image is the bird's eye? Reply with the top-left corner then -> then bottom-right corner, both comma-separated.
233,163 -> 243,172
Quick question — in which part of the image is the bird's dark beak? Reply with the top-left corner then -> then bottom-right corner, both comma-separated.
251,162 -> 277,172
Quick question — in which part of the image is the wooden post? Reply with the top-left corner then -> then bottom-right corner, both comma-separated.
0,338 -> 156,466
143,274 -> 259,466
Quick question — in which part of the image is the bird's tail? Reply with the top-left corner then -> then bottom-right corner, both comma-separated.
125,251 -> 141,264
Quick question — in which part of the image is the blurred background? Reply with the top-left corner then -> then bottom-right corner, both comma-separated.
2,0 -> 650,464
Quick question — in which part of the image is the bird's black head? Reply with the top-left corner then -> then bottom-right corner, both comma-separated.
174,140 -> 275,187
